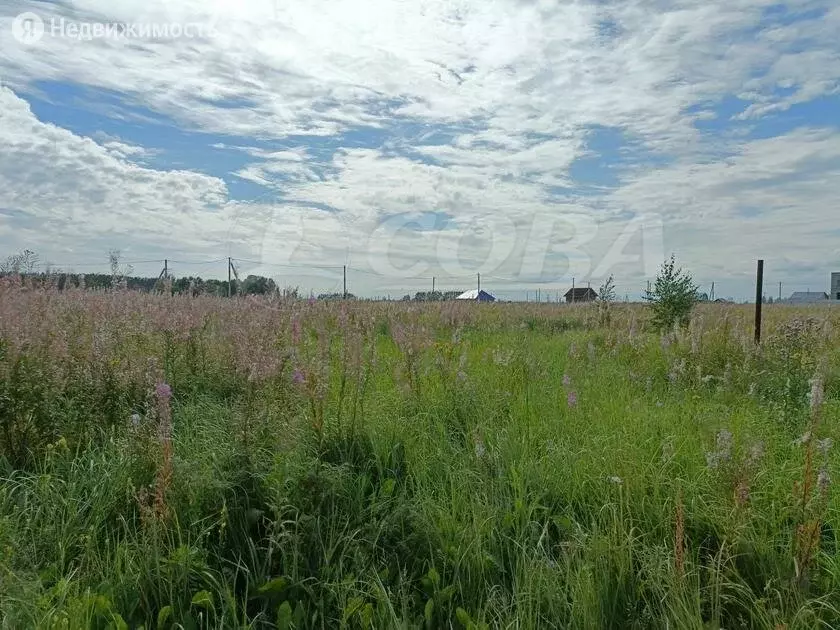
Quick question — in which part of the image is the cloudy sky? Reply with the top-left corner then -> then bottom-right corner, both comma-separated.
1,0 -> 838,300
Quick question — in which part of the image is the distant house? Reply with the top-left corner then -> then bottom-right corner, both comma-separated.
832,272 -> 840,301
788,291 -> 829,304
564,287 -> 597,303
455,289 -> 496,302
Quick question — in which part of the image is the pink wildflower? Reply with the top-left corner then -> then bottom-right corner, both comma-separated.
567,391 -> 577,407
155,382 -> 172,401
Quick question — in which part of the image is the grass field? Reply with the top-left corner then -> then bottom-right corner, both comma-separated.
1,277 -> 838,629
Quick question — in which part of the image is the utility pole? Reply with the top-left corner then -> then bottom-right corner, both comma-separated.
779,281 -> 782,302
164,259 -> 168,280
432,276 -> 435,296
343,265 -> 347,299
572,277 -> 575,303
227,257 -> 232,297
710,281 -> 715,301
754,260 -> 764,344
477,273 -> 481,300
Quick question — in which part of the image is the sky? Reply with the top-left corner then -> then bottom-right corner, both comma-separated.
0,0 -> 839,301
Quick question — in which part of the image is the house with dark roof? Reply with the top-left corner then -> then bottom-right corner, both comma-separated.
788,291 -> 829,304
564,287 -> 597,303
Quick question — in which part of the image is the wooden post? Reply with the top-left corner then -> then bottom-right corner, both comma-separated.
343,265 -> 347,299
778,281 -> 782,302
477,273 -> 481,300
432,276 -> 435,297
572,277 -> 575,303
164,259 -> 168,279
227,257 -> 232,297
754,259 -> 764,344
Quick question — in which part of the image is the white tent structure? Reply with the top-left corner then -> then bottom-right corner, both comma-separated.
455,289 -> 496,302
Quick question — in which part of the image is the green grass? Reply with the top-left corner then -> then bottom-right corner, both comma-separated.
1,290 -> 839,628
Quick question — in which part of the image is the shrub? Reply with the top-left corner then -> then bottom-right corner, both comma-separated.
644,255 -> 699,331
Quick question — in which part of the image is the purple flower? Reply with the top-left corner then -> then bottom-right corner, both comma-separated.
155,382 -> 172,401
292,369 -> 306,385
567,391 -> 577,407
562,374 -> 571,387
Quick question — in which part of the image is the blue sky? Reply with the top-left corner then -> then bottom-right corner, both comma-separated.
1,0 -> 839,300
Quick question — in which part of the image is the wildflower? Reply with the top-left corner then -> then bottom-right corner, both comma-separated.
608,476 -> 623,485
734,480 -> 750,507
716,429 -> 733,455
474,437 -> 487,459
746,441 -> 765,467
809,376 -> 824,416
130,413 -> 141,428
292,368 -> 306,385
291,317 -> 301,345
793,431 -> 812,447
817,438 -> 833,457
155,382 -> 172,401
457,353 -> 468,383
562,374 -> 571,387
154,380 -> 174,519
706,429 -> 733,469
817,468 -> 831,495
492,349 -> 512,366
567,391 -> 578,407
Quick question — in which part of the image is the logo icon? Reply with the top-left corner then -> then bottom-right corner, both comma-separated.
12,12 -> 44,44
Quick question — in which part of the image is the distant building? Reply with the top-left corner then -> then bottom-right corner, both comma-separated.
564,287 -> 597,303
455,289 -> 496,302
788,291 -> 829,304
832,272 -> 840,301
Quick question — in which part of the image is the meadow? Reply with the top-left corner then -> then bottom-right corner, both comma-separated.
0,275 -> 838,629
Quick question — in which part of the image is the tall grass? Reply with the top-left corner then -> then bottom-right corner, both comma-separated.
0,277 -> 838,628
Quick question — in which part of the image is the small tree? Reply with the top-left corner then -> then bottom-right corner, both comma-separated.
108,249 -> 133,290
597,275 -> 616,327
1,249 -> 39,274
644,255 -> 699,330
